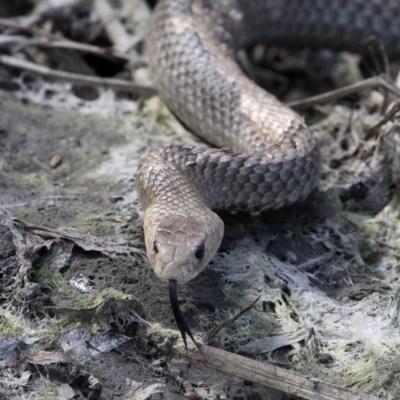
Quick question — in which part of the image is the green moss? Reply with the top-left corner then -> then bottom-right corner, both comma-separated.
31,265 -> 63,288
0,313 -> 24,337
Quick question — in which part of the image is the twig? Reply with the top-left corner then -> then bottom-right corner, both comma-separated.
189,344 -> 378,400
94,0 -> 136,52
0,54 -> 156,96
287,76 -> 400,109
366,99 -> 400,139
0,34 -> 136,63
0,16 -> 41,33
205,296 -> 260,342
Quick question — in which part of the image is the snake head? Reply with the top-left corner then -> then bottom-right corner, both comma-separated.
144,213 -> 224,284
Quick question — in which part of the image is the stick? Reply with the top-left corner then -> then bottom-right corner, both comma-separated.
0,54 -> 156,96
0,34 -> 135,63
189,344 -> 378,400
287,76 -> 400,109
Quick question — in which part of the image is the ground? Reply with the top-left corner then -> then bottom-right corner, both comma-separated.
1,1 -> 400,399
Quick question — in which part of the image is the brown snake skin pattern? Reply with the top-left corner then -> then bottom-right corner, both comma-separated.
136,0 -> 400,285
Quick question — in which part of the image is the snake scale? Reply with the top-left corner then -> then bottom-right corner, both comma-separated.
136,0 -> 400,347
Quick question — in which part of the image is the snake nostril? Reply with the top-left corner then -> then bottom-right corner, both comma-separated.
195,242 -> 205,259
153,240 -> 159,254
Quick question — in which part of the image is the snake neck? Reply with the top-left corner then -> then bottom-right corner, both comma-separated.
137,145 -> 320,214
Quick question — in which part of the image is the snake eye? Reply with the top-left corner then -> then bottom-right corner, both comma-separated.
153,240 -> 159,254
349,182 -> 368,200
195,242 -> 205,260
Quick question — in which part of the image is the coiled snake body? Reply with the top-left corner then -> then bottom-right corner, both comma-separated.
136,0 -> 400,347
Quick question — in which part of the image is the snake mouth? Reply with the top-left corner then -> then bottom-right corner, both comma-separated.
168,279 -> 201,352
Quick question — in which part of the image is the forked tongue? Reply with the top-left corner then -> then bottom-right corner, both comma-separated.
169,280 -> 202,352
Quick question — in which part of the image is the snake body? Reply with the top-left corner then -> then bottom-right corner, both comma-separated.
136,0 -> 400,345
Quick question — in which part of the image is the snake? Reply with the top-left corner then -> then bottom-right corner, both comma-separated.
136,0 -> 400,348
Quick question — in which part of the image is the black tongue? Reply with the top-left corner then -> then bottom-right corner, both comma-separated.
169,279 -> 201,352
